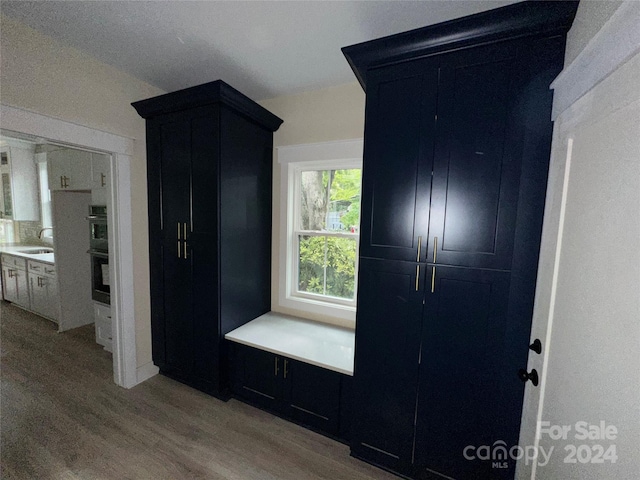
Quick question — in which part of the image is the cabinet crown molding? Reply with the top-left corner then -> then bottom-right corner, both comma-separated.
342,0 -> 579,91
131,80 -> 283,132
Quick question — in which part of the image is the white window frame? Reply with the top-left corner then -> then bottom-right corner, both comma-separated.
278,139 -> 363,324
36,158 -> 54,243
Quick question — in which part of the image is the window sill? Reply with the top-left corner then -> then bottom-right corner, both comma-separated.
278,293 -> 356,326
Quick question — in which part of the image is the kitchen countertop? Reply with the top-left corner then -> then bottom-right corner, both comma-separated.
0,246 -> 55,264
225,312 -> 355,376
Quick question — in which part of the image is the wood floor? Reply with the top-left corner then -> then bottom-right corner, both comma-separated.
0,301 -> 397,480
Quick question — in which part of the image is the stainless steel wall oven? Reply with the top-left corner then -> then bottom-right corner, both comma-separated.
87,205 -> 110,305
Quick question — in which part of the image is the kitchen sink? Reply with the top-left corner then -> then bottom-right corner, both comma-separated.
18,248 -> 54,255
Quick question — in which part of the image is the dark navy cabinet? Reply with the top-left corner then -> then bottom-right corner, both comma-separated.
343,2 -> 578,479
351,258 -> 424,472
133,81 -> 282,398
358,60 -> 438,263
229,342 -> 348,439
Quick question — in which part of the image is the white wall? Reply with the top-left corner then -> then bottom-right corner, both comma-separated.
259,83 -> 365,327
517,2 -> 640,478
564,0 -> 622,65
0,14 -> 165,367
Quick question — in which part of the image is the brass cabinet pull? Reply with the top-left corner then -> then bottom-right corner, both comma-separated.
431,266 -> 436,293
177,222 -> 181,258
416,236 -> 422,262
415,265 -> 420,291
433,236 -> 438,263
284,359 -> 289,379
100,173 -> 106,187
275,357 -> 279,376
183,223 -> 189,259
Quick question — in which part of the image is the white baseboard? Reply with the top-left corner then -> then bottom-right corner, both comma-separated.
136,361 -> 159,384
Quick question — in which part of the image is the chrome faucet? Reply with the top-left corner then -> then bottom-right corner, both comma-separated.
38,227 -> 53,239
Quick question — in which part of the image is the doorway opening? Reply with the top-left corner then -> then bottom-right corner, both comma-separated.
0,103 -> 143,388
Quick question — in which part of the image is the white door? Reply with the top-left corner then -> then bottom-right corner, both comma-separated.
516,20 -> 640,480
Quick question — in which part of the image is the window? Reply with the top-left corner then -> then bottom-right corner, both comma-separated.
37,159 -> 53,241
278,140 -> 363,324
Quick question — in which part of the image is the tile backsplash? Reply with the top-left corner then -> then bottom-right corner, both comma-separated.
0,219 -> 51,246
18,220 -> 46,245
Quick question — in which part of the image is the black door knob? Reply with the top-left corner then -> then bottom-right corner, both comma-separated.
518,368 -> 539,386
529,339 -> 542,354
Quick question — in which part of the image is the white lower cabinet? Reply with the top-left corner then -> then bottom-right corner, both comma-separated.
28,261 -> 59,322
93,302 -> 112,352
2,255 -> 30,309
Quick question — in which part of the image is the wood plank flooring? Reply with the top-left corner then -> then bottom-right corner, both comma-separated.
0,302 -> 397,480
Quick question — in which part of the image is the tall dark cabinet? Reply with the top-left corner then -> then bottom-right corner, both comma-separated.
132,81 -> 282,397
343,3 -> 578,479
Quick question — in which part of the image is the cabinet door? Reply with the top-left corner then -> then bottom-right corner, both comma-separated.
428,44 -> 522,270
0,147 -> 39,221
94,302 -> 112,351
414,266 -> 511,480
91,153 -> 110,205
2,265 -> 18,303
154,118 -> 195,378
15,268 -> 29,309
285,359 -> 341,435
351,258 -> 425,473
30,274 -> 58,320
41,275 -> 59,321
359,60 -> 438,262
230,344 -> 281,411
148,108 -> 220,389
48,149 -> 92,190
29,275 -> 46,316
6,267 -> 30,308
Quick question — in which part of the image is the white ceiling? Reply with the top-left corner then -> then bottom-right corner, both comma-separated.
2,0 -> 519,100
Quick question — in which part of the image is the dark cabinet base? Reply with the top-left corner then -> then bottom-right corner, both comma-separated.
228,342 -> 352,442
158,367 -> 231,402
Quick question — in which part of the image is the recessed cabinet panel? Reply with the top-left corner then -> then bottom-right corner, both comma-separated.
352,258 -> 425,472
359,63 -> 437,262
47,148 -> 92,191
235,346 -> 281,407
159,118 -> 194,376
414,266 -> 510,479
91,153 -> 110,206
287,360 -> 341,434
441,62 -> 509,254
429,45 -> 521,270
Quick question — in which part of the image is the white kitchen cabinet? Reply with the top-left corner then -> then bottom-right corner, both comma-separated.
47,148 -> 92,191
28,260 -> 59,322
93,302 -> 112,352
1,255 -> 30,309
90,153 -> 110,205
0,142 -> 40,221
